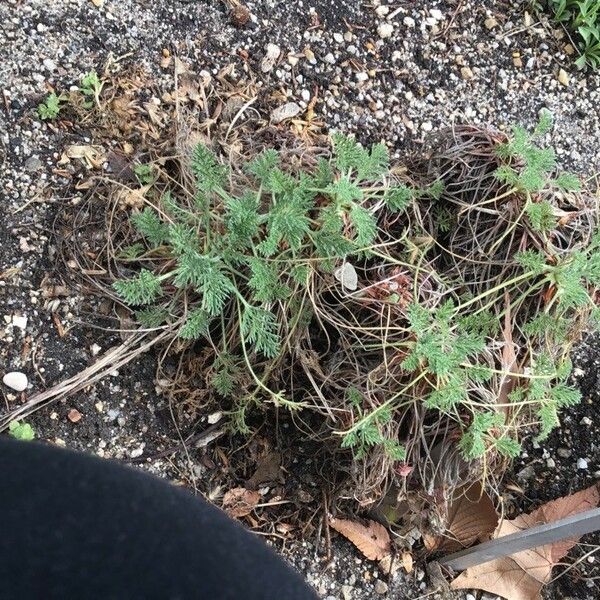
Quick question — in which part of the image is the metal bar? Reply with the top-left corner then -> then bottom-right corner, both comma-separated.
439,507 -> 600,571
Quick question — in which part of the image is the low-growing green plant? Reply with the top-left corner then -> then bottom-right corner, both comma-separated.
134,163 -> 155,185
544,0 -> 600,68
8,420 -> 35,441
79,70 -> 104,109
37,92 -> 64,120
110,120 -> 598,496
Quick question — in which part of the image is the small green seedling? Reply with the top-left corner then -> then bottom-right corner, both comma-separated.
79,70 -> 104,109
37,92 -> 64,120
8,420 -> 35,441
134,163 -> 155,185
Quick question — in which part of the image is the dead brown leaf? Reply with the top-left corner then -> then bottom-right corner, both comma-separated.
432,482 -> 499,553
245,451 -> 282,490
329,517 -> 391,561
59,144 -> 106,169
451,556 -> 544,600
451,483 -> 600,600
222,487 -> 260,519
507,483 -> 600,564
401,551 -> 414,573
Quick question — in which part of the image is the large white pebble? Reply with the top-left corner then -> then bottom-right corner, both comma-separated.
271,102 -> 301,124
3,371 -> 28,392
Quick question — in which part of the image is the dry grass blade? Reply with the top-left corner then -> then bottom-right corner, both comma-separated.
0,331 -> 168,431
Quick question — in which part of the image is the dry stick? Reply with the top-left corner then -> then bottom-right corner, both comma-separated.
0,330 -> 170,431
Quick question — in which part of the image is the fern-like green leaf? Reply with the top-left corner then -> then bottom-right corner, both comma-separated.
132,207 -> 168,246
135,306 -> 168,328
179,307 -> 210,340
241,306 -> 280,358
113,269 -> 162,305
247,149 -> 280,184
349,204 -> 377,248
191,144 -> 229,192
247,257 -> 291,303
526,200 -> 557,232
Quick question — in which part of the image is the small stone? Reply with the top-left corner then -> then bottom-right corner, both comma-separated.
341,584 -> 353,600
403,16 -> 416,28
513,55 -> 523,68
580,416 -> 592,426
466,595 -> 477,600
24,157 -> 42,172
107,408 -> 120,421
207,411 -> 222,425
374,580 -> 388,595
129,445 -> 145,458
564,43 -> 575,56
43,58 -> 56,71
323,52 -> 336,64
430,9 -> 443,20
421,121 -> 433,132
461,66 -> 474,80
287,54 -> 299,66
333,32 -> 344,43
90,343 -> 102,356
67,408 -> 82,423
12,315 -> 28,330
271,102 -> 301,124
517,465 -> 536,480
484,17 -> 498,30
356,72 -> 369,82
377,23 -> 394,39
375,6 -> 389,17
546,458 -> 556,468
558,68 -> 569,86
3,372 -> 28,392
557,447 -> 572,458
577,458 -> 589,470
261,43 -> 281,73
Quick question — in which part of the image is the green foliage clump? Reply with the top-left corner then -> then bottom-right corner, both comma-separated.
543,0 -> 600,69
110,124 -> 597,492
37,93 -> 64,120
8,420 -> 35,441
79,70 -> 104,109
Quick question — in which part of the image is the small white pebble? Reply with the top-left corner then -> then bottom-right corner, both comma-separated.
12,315 -> 28,330
403,16 -> 416,28
430,9 -> 444,20
3,372 -> 28,392
577,458 -> 589,470
421,121 -> 433,132
377,23 -> 394,39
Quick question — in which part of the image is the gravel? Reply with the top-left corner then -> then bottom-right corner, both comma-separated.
2,0 -> 600,598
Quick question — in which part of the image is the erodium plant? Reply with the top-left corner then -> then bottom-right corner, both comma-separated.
112,120 -> 599,495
